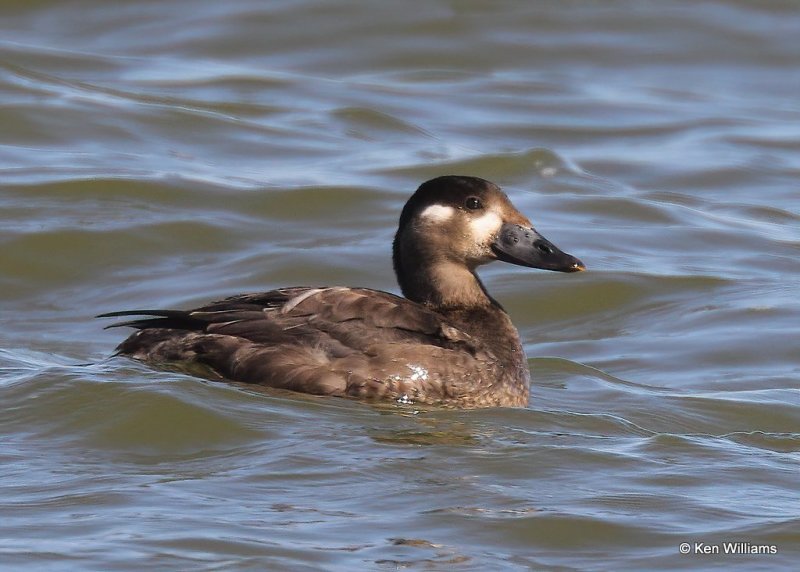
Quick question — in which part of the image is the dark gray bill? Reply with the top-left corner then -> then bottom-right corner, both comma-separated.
492,223 -> 585,272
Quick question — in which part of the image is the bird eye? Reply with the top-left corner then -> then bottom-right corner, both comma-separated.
465,196 -> 482,210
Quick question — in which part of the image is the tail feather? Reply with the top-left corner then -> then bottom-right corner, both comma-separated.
96,310 -> 206,331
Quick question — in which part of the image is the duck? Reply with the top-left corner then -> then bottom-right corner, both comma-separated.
100,175 -> 584,408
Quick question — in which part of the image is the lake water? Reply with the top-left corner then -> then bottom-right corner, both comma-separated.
1,1 -> 798,570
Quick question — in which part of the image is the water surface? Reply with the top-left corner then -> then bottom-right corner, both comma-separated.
1,1 -> 799,570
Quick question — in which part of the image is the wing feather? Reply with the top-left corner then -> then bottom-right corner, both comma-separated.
100,287 -> 495,403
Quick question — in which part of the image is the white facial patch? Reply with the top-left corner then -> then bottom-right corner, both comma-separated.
419,204 -> 455,223
468,210 -> 503,243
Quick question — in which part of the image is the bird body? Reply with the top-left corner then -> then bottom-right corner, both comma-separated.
101,176 -> 584,408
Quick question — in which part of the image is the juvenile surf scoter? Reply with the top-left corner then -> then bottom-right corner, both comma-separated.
100,175 -> 584,408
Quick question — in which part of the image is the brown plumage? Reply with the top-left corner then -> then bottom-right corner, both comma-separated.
100,176 -> 584,408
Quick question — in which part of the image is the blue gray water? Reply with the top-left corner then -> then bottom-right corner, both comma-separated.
1,1 -> 798,570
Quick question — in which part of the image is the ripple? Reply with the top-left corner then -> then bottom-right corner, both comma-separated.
331,106 -> 433,140
377,147 -> 577,182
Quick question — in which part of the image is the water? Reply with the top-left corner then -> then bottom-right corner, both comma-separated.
1,1 -> 799,570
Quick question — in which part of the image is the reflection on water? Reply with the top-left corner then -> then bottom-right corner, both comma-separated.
1,0 -> 799,570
